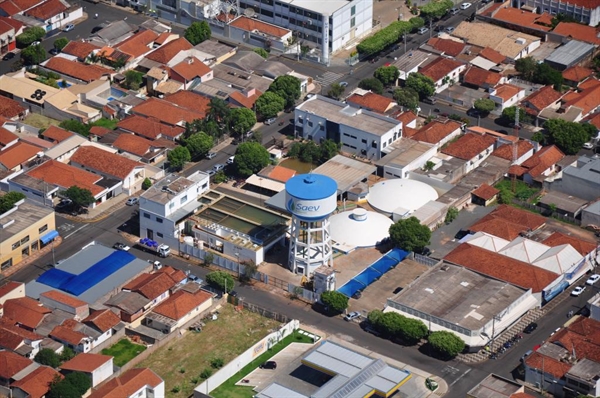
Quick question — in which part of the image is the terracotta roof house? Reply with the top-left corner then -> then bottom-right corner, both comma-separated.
478,47 -> 506,64
144,37 -> 193,65
418,57 -> 466,93
346,90 -> 398,114
170,56 -> 213,89
39,290 -> 89,320
61,41 -> 100,61
89,126 -> 113,140
0,96 -> 26,120
558,78 -> 600,120
0,350 -> 35,386
468,204 -> 546,240
542,232 -> 597,257
2,297 -> 51,331
88,368 -> 164,398
491,140 -> 534,165
0,18 -> 19,55
130,97 -> 204,126
441,133 -> 496,172
553,22 -> 600,45
42,57 -> 112,83
48,317 -> 114,353
165,90 -> 212,115
513,145 -> 565,183
411,119 -> 463,146
24,0 -> 67,21
229,88 -> 262,109
0,0 -> 44,16
0,127 -> 18,149
426,37 -> 466,57
103,291 -> 150,323
521,86 -> 563,117
117,115 -> 185,141
115,29 -> 158,61
471,183 -> 500,206
260,165 -> 296,183
394,110 -> 418,128
489,84 -> 526,110
122,272 -> 179,306
444,243 -> 559,294
70,146 -> 146,195
42,125 -> 74,143
489,7 -> 553,31
145,289 -> 212,333
0,321 -> 44,358
562,66 -> 594,87
10,366 -> 61,398
462,66 -> 504,89
112,133 -> 164,162
82,309 -> 121,335
60,353 -> 114,387
0,141 -> 42,172
0,281 -> 25,306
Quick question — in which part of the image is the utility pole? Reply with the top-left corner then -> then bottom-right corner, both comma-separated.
511,108 -> 520,193
404,32 -> 407,54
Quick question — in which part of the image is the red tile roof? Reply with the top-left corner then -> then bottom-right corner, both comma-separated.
472,183 -> 500,201
156,266 -> 187,283
0,281 -> 23,299
491,8 -> 553,31
444,243 -> 559,292
62,41 -> 100,60
0,320 -> 43,350
520,145 -> 565,178
347,91 -> 396,114
43,125 -> 74,143
0,350 -> 32,379
155,31 -> 171,45
542,232 -> 597,256
229,89 -> 262,109
27,159 -> 105,196
0,16 -> 22,32
88,368 -> 163,398
469,204 -> 546,240
553,22 -> 600,45
145,37 -> 192,64
11,366 -> 62,398
561,78 -> 600,116
0,0 -> 21,16
171,57 -> 212,81
61,353 -> 112,373
25,0 -> 66,20
132,97 -> 205,126
586,111 -> 600,129
71,146 -> 144,180
152,289 -> 212,321
166,90 -> 211,114
479,47 -> 506,64
117,115 -> 185,140
230,15 -> 290,38
116,29 -> 158,59
83,309 -> 120,332
426,37 -> 465,57
562,65 -> 593,83
40,290 -> 87,309
266,165 -> 296,182
113,134 -> 153,157
0,95 -> 25,119
522,86 -> 562,115
412,119 -> 462,144
463,66 -> 503,88
0,142 -> 41,169
441,132 -> 496,160
524,352 -> 572,378
90,126 -> 113,137
124,272 -> 177,301
395,110 -> 417,126
493,84 -> 522,102
44,57 -> 112,83
3,297 -> 51,330
0,127 -> 18,147
491,140 -> 534,161
50,319 -> 87,345
419,57 -> 464,82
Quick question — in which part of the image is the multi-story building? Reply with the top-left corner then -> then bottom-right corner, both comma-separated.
519,0 -> 600,26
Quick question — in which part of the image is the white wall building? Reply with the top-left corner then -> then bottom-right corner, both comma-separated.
520,0 -> 600,26
295,95 -> 402,161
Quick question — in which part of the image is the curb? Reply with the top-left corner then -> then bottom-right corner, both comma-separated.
1,236 -> 64,279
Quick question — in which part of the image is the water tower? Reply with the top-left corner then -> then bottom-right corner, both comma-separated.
286,173 -> 338,276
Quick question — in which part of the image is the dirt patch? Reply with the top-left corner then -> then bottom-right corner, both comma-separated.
23,113 -> 60,130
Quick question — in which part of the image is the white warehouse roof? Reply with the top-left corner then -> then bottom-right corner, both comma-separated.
367,179 -> 438,215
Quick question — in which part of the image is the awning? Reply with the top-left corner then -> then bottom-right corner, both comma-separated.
40,230 -> 59,245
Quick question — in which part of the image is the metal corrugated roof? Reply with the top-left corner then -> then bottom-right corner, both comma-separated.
254,383 -> 308,398
312,155 -> 376,194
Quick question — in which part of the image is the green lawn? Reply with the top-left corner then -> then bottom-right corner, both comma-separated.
210,331 -> 315,398
101,339 -> 146,367
495,179 -> 539,201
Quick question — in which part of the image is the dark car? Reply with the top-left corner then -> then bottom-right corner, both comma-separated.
352,290 -> 362,299
419,247 -> 432,256
3,52 -> 15,61
260,361 -> 277,370
524,322 -> 538,334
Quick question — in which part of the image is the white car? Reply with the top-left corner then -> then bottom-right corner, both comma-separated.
30,41 -> 41,46
227,156 -> 235,165
450,7 -> 459,14
586,274 -> 600,285
583,142 -> 594,149
126,197 -> 138,206
63,24 -> 75,32
264,117 -> 277,125
460,2 -> 472,9
213,163 -> 224,172
417,27 -> 429,35
572,286 -> 586,296
206,152 -> 217,159
344,311 -> 361,321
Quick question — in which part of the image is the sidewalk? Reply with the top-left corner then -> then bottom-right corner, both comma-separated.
61,193 -> 132,223
1,236 -> 63,279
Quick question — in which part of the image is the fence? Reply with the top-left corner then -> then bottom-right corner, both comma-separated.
512,200 -> 581,225
240,300 -> 291,323
288,284 -> 320,303
194,319 -> 300,396
413,253 -> 440,268
180,244 -> 262,282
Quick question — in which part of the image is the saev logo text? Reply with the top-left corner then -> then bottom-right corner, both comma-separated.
287,199 -> 321,213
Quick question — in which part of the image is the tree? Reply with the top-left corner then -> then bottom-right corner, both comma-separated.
320,139 -> 340,163
544,119 -> 589,155
61,186 -> 95,209
253,48 -> 269,59
183,21 -> 211,45
184,132 -> 213,159
142,178 -> 152,190
288,141 -> 321,164
228,108 -> 256,137
47,372 -> 91,398
358,78 -> 384,95
203,252 -> 214,267
533,63 -> 563,89
368,309 -> 384,327
374,66 -> 400,87
35,348 -> 61,368
268,75 -> 301,109
21,45 -> 46,65
428,331 -> 465,358
405,72 -> 435,100
206,271 -> 235,292
241,260 -> 258,281
515,57 -> 537,81
124,70 -> 143,90
255,92 -> 285,120
234,142 -> 270,177
531,131 -> 545,144
64,372 -> 91,396
0,192 -> 25,214
500,106 -> 528,126
398,317 -> 428,343
208,97 -> 230,126
419,0 -> 453,20
389,216 -> 431,252
16,26 -> 45,47
473,98 -> 496,115
168,146 -> 191,170
59,347 -> 75,362
356,21 -> 412,56
320,290 -> 349,314
53,37 -> 69,51
409,17 -> 425,30
327,83 -> 345,100
445,207 -> 459,224
393,87 -> 419,111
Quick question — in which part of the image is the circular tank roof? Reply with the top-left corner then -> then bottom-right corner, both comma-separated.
285,173 -> 337,200
330,209 -> 394,248
368,179 -> 438,215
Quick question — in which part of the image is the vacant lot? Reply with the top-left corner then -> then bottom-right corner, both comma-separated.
23,113 -> 60,130
101,339 -> 146,367
137,304 -> 280,397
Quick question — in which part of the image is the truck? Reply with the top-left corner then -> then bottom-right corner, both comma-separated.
138,238 -> 171,257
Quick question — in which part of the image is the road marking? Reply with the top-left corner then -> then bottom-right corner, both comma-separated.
450,368 -> 471,386
64,224 -> 89,240
315,71 -> 344,88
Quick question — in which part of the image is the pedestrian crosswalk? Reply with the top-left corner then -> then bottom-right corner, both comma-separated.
315,71 -> 344,88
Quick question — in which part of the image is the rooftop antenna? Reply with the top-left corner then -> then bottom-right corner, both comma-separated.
511,107 -> 520,193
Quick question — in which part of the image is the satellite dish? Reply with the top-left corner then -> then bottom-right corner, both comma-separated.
244,8 -> 255,17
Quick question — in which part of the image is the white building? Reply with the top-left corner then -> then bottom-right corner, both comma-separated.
294,95 -> 402,160
376,138 -> 437,179
139,171 -> 210,248
520,0 -> 600,26
60,353 -> 114,387
489,84 -> 526,111
88,368 -> 164,398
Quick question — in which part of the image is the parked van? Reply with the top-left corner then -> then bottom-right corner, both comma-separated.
423,97 -> 437,105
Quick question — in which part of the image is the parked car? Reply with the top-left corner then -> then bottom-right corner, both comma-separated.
520,350 -> 533,362
419,247 -> 432,256
339,81 -> 349,87
213,163 -> 224,172
56,198 -> 72,209
417,27 -> 429,35
227,156 -> 235,165
206,169 -> 216,177
148,260 -> 162,270
524,322 -> 538,334
423,97 -> 437,105
3,52 -> 15,61
572,286 -> 586,296
206,152 -> 217,159
460,2 -> 472,9
188,274 -> 202,284
583,142 -> 594,149
352,290 -> 362,299
126,197 -> 138,206
450,7 -> 460,14
30,41 -> 41,46
264,117 -> 277,125
49,48 -> 60,55
344,311 -> 361,321
260,361 -> 277,369
445,26 -> 455,34
63,24 -> 75,32
113,242 -> 131,251
587,274 -> 600,285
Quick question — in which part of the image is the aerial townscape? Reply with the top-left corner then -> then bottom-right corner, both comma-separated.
0,0 -> 600,396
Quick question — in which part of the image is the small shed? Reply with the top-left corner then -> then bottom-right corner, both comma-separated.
471,183 -> 500,206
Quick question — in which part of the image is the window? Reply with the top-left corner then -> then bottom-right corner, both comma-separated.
351,5 -> 356,15
351,17 -> 355,28
362,139 -> 367,143
39,224 -> 48,234
144,212 -> 151,219
156,217 -> 163,223
308,121 -> 313,127
1,258 -> 12,270
11,241 -> 20,250
320,125 -> 324,131
20,236 -> 29,244
180,195 -> 188,204
372,141 -> 377,148
169,202 -> 175,209
157,232 -> 164,238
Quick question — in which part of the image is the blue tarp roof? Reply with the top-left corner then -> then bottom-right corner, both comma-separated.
387,248 -> 409,262
354,267 -> 382,286
37,268 -> 75,289
338,279 -> 366,298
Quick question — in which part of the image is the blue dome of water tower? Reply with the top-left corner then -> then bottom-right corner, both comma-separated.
285,174 -> 337,200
